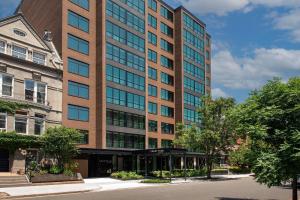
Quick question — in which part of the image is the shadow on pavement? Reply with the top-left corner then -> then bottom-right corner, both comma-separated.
215,197 -> 258,200
190,177 -> 241,182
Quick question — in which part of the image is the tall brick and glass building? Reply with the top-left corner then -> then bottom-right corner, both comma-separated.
19,0 -> 211,177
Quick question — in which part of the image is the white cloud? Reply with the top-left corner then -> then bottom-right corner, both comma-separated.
175,0 -> 300,16
212,48 -> 300,89
272,9 -> 300,42
212,88 -> 229,99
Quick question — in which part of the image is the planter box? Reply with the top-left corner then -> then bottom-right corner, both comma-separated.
31,173 -> 82,183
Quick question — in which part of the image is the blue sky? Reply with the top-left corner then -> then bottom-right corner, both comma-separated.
1,0 -> 300,102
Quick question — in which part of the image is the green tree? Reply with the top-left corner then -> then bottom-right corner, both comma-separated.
174,97 -> 236,178
41,127 -> 82,169
228,140 -> 255,168
230,77 -> 300,200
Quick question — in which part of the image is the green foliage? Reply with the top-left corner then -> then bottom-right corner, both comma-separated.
49,165 -> 63,174
63,169 -> 75,176
41,127 -> 82,168
141,179 -> 171,183
228,166 -> 251,174
111,171 -> 144,180
151,169 -> 206,178
230,77 -> 300,199
0,132 -> 41,151
0,100 -> 29,114
229,142 -> 256,168
174,97 -> 236,178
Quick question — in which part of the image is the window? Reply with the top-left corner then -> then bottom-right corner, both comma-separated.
160,55 -> 173,69
148,84 -> 157,97
184,60 -> 204,80
183,13 -> 204,37
161,139 -> 172,148
161,72 -> 173,85
68,81 -> 89,99
161,105 -> 174,117
184,76 -> 205,94
106,131 -> 145,149
206,50 -> 210,60
206,37 -> 210,47
106,109 -> 145,130
184,108 -> 200,123
148,49 -> 157,63
68,58 -> 89,77
68,10 -> 89,32
148,120 -> 157,132
106,87 -> 145,110
148,102 -> 157,114
68,34 -> 89,55
148,14 -> 157,29
148,138 -> 157,149
0,113 -> 6,131
161,122 -> 174,134
148,66 -> 157,80
0,74 -> 13,96
183,45 -> 204,65
106,0 -> 145,33
106,21 -> 145,52
34,114 -> 45,135
12,45 -> 26,60
0,41 -> 5,53
106,64 -> 145,91
25,80 -> 47,104
78,130 -> 89,144
120,0 -> 145,14
206,77 -> 210,87
160,22 -> 173,38
70,0 -> 89,10
184,92 -> 201,107
206,64 -> 211,73
160,6 -> 173,22
148,32 -> 157,46
161,89 -> 173,102
68,104 -> 89,121
160,39 -> 173,54
183,29 -> 204,52
148,0 -> 157,11
15,113 -> 27,134
33,52 -> 46,65
106,43 -> 145,72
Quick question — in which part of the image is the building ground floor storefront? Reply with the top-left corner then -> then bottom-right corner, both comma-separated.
76,148 -> 207,178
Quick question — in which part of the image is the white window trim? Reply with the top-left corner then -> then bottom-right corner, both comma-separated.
0,113 -> 7,132
32,50 -> 47,66
24,79 -> 48,105
0,39 -> 7,54
14,114 -> 28,135
0,73 -> 14,98
11,43 -> 28,60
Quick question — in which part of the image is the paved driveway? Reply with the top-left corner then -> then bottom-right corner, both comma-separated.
9,177 -> 293,200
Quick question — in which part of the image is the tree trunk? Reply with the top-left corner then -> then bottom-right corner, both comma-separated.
206,157 -> 212,179
292,175 -> 298,200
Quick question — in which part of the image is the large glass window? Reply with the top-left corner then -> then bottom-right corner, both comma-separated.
25,80 -> 47,104
183,29 -> 204,52
161,72 -> 173,85
148,84 -> 157,97
160,22 -> 173,38
161,89 -> 173,102
160,55 -> 173,69
161,122 -> 174,134
148,14 -> 157,29
148,138 -> 157,149
68,104 -> 89,121
68,58 -> 89,77
161,105 -> 174,117
68,34 -> 89,55
34,114 -> 45,135
183,13 -> 204,37
106,21 -> 145,52
160,6 -> 173,22
0,74 -> 13,97
68,81 -> 89,99
160,39 -> 173,54
184,108 -> 200,123
184,60 -> 205,80
184,92 -> 202,107
148,0 -> 157,11
106,43 -> 145,72
183,45 -> 204,65
148,102 -> 157,114
148,49 -> 157,63
148,31 -> 157,46
106,0 -> 145,33
148,120 -> 157,132
15,113 -> 27,134
68,10 -> 89,32
106,131 -> 145,149
184,76 -> 205,94
106,109 -> 145,130
70,0 -> 89,10
120,0 -> 145,14
148,66 -> 157,80
33,52 -> 46,65
161,139 -> 172,148
12,45 -> 26,60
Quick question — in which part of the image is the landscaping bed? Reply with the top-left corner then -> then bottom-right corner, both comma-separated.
30,173 -> 82,183
141,179 -> 171,184
111,171 -> 144,180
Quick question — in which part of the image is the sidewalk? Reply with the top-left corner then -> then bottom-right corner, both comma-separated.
0,174 -> 252,198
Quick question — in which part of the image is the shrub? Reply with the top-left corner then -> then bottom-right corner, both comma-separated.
141,179 -> 171,184
152,169 -> 206,178
111,171 -> 143,180
229,166 -> 251,174
49,165 -> 63,174
63,169 -> 75,176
